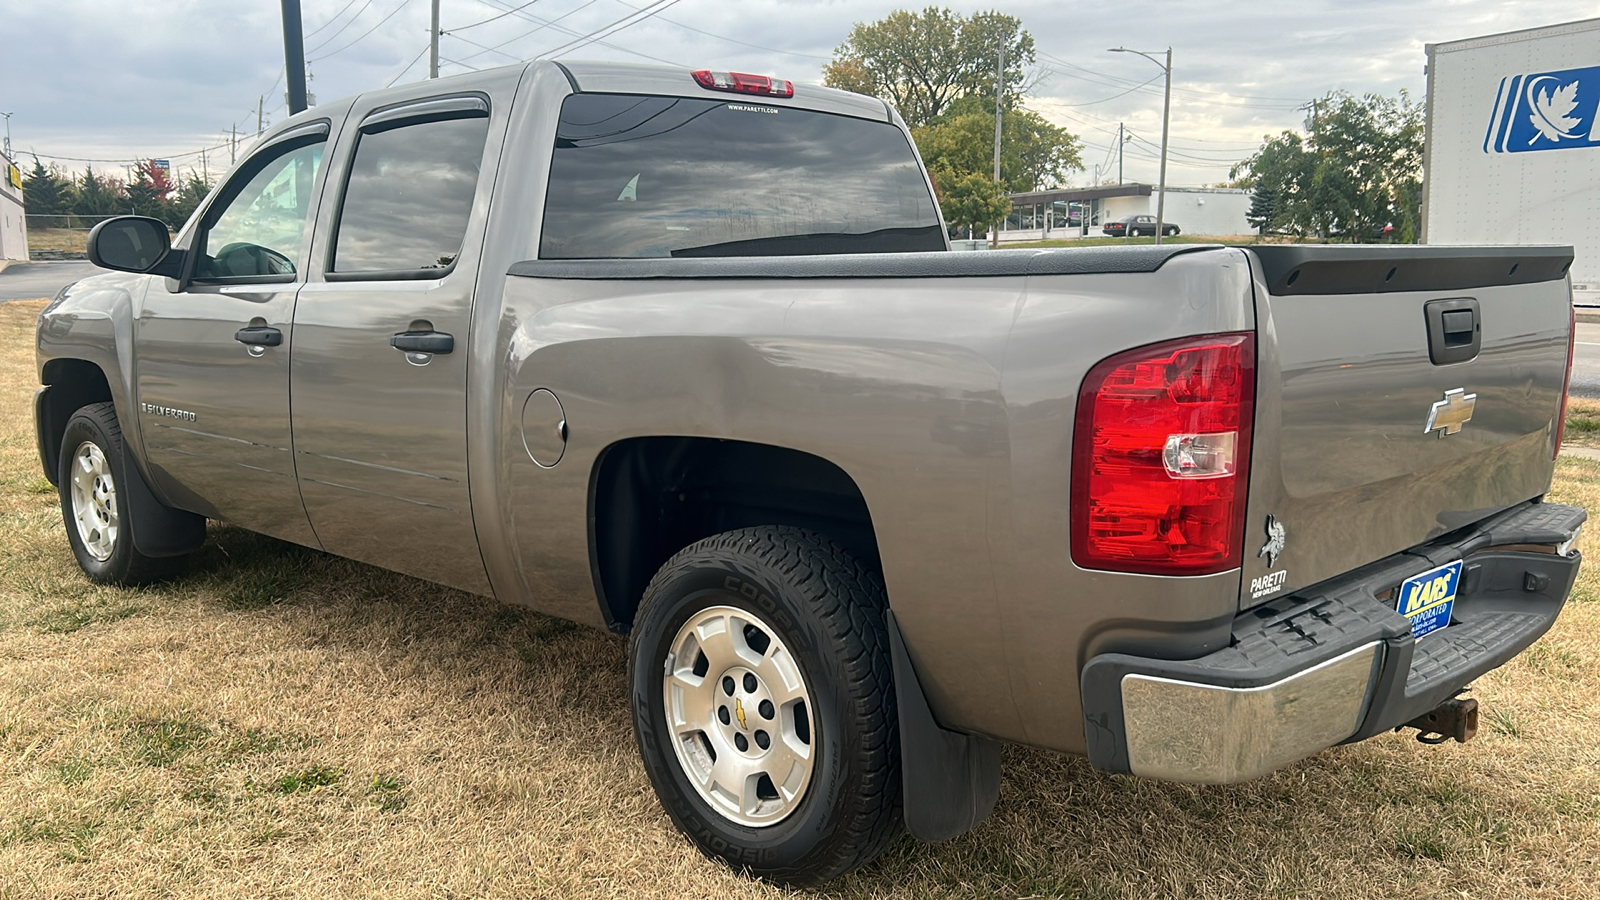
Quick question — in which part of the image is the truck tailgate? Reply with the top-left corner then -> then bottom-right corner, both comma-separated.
1238,246 -> 1575,608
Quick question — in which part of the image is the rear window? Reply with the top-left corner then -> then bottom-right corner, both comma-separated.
540,93 -> 944,259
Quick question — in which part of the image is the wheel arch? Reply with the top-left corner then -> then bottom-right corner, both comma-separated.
36,358 -> 114,486
588,436 -> 882,633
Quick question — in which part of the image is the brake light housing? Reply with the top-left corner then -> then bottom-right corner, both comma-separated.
1071,333 -> 1256,575
691,69 -> 794,98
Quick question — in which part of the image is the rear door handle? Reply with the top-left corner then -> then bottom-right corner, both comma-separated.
390,330 -> 455,354
235,325 -> 283,347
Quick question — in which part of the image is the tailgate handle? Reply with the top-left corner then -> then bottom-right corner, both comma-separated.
1424,298 -> 1480,365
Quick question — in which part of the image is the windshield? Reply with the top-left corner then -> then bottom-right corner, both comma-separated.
540,93 -> 945,259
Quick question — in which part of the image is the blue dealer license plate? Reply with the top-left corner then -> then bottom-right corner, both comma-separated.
1396,560 -> 1462,639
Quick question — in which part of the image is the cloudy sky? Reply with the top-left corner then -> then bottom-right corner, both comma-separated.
2,0 -> 1596,187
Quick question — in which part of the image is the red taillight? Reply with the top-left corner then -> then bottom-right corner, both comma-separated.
691,69 -> 794,98
1555,305 -> 1576,459
1071,333 -> 1256,575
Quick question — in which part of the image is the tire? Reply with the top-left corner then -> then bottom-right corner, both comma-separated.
629,526 -> 901,886
58,402 -> 188,585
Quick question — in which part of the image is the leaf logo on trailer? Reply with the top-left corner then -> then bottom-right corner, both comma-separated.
1484,65 -> 1600,153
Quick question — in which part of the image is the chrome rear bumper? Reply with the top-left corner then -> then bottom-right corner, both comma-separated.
1081,501 -> 1585,784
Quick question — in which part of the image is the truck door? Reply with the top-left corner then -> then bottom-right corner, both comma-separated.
288,92 -> 505,595
133,121 -> 336,547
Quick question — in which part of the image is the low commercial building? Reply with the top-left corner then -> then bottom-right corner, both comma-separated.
0,155 -> 26,261
1000,184 -> 1252,242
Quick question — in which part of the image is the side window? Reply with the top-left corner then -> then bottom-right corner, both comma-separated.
329,110 -> 490,277
194,138 -> 325,280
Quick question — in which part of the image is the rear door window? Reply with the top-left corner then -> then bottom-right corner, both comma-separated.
329,107 -> 490,278
541,94 -> 944,259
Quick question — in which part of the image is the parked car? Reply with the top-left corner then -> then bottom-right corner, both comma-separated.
38,59 -> 1583,887
1104,213 -> 1181,237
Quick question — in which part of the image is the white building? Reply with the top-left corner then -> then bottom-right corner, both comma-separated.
0,156 -> 26,261
1423,17 -> 1600,305
998,184 -> 1253,242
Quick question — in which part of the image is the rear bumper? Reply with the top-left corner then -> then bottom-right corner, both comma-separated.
1081,501 -> 1585,783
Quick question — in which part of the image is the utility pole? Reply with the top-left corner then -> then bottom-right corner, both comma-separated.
430,0 -> 441,79
230,125 -> 237,164
201,150 -> 208,183
257,96 -> 265,136
0,111 -> 11,162
1110,46 -> 1172,245
1120,120 -> 1132,184
281,0 -> 309,114
990,45 -> 1005,248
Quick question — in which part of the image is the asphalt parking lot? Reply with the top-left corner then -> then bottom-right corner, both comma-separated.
0,260 -> 103,302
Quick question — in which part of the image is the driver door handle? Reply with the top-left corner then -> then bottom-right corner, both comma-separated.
390,330 -> 455,354
235,325 -> 283,347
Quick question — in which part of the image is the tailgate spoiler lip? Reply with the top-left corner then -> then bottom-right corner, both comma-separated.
1242,244 -> 1574,296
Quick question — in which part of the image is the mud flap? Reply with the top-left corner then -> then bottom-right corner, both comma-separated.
118,443 -> 206,558
886,609 -> 1001,842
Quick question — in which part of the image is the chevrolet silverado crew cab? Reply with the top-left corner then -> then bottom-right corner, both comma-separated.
35,60 -> 1584,886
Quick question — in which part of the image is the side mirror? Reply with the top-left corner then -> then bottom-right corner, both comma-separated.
87,216 -> 182,277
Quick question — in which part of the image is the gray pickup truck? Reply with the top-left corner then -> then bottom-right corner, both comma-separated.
35,60 -> 1585,886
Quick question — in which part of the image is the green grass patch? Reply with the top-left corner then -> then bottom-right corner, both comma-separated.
29,596 -> 144,634
269,765 -> 342,794
368,773 -> 408,812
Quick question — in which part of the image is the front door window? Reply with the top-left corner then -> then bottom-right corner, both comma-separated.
195,141 -> 325,280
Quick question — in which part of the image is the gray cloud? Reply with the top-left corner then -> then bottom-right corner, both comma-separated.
3,0 -> 1595,186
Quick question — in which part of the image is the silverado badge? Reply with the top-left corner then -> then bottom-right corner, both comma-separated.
1425,388 -> 1476,437
1259,515 -> 1286,568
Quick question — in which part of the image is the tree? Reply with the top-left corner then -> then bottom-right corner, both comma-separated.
823,7 -> 1034,129
1245,185 -> 1277,235
125,160 -> 175,221
165,171 -> 213,231
72,166 -> 126,221
934,171 -> 1011,237
913,96 -> 1082,193
1231,90 -> 1424,242
20,157 -> 76,220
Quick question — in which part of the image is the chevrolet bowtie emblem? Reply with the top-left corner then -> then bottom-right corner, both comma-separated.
735,698 -> 747,731
1425,388 -> 1477,437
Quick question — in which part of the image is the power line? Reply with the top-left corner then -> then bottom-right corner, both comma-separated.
452,0 -> 685,67
544,0 -> 686,59
306,0 -> 365,39
453,0 -> 605,63
612,1 -> 831,62
1039,52 -> 1307,105
306,0 -> 381,55
389,42 -> 434,85
449,0 -> 544,32
309,0 -> 416,63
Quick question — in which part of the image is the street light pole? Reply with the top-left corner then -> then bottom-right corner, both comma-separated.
1110,46 -> 1172,245
991,45 -> 1005,249
430,0 -> 441,79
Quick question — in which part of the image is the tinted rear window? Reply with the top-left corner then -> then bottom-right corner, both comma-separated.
540,94 -> 944,259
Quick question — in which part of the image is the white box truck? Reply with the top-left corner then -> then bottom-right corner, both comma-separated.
1424,17 -> 1600,305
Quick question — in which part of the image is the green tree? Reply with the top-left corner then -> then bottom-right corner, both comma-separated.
72,166 -> 126,221
165,171 -> 213,231
1231,90 -> 1423,242
125,160 -> 174,221
823,7 -> 1034,129
20,157 -> 76,220
1245,185 -> 1277,235
914,96 -> 1082,193
934,170 -> 1011,237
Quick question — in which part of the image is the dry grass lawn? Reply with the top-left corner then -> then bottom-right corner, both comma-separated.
23,229 -> 90,254
2,298 -> 1599,898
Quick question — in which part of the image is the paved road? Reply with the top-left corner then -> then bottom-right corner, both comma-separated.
0,261 -> 104,301
1571,320 -> 1600,399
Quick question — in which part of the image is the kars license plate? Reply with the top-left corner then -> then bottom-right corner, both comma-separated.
1396,560 -> 1462,639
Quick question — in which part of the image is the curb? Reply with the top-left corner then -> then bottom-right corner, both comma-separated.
1576,310 -> 1600,324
